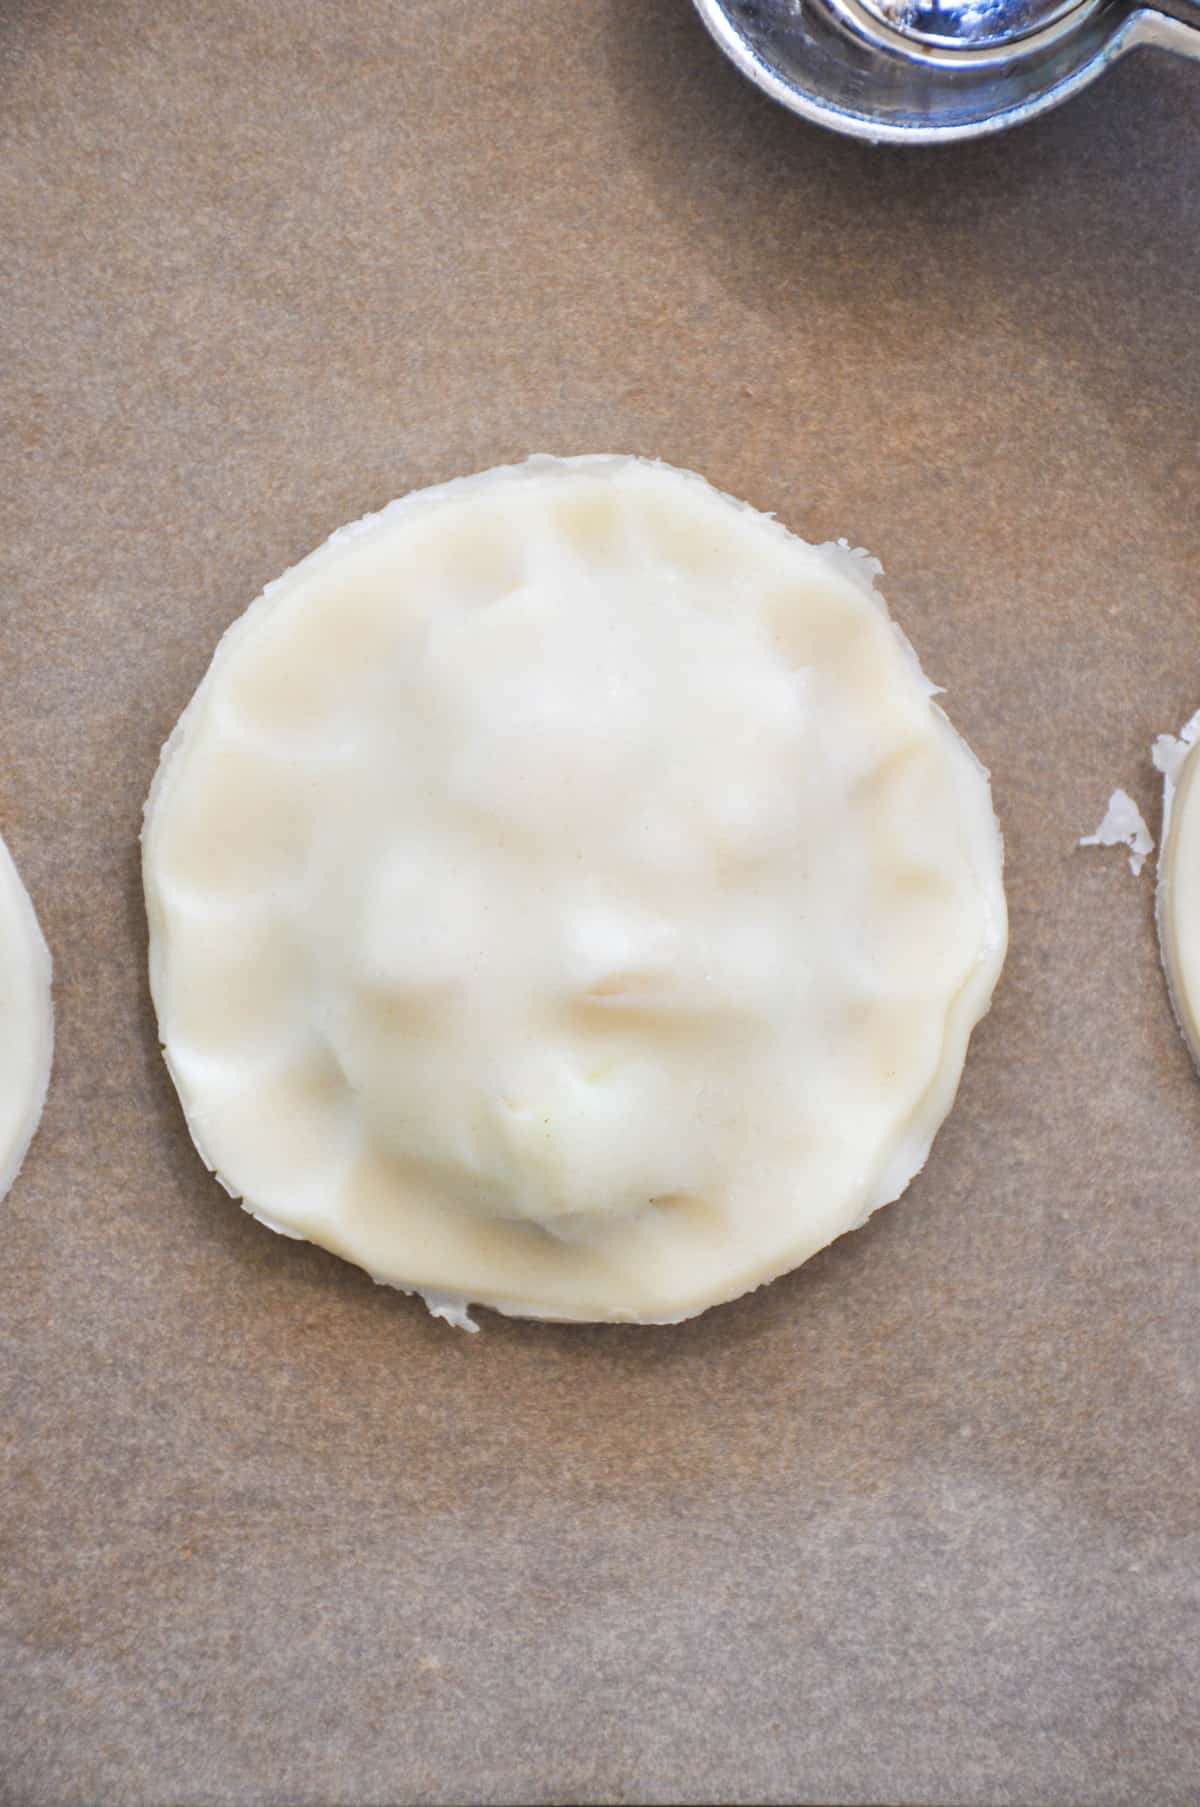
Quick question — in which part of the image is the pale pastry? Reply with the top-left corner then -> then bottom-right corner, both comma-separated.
143,456 -> 1007,1325
0,831 -> 53,1203
1154,710 -> 1200,1064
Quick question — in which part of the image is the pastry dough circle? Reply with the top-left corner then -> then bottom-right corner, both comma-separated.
0,832 -> 53,1203
143,456 -> 1007,1323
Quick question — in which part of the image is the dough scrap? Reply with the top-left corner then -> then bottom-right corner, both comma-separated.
1079,788 -> 1154,877
143,456 -> 1007,1324
0,832 -> 53,1203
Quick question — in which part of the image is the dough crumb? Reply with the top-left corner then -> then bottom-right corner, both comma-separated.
1079,788 -> 1154,877
370,1274 -> 480,1333
1152,709 -> 1200,839
420,1291 -> 480,1335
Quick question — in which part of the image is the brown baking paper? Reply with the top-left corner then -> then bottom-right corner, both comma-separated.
2,2 -> 1198,1802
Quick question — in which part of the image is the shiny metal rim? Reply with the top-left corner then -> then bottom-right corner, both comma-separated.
690,0 -> 1144,141
827,0 -> 1105,66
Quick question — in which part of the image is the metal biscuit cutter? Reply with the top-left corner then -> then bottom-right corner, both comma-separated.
694,0 -> 1200,140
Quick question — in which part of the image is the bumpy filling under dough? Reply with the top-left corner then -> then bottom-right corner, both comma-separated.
143,455 -> 1007,1324
0,832 -> 54,1203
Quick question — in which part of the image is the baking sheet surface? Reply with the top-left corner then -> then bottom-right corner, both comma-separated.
2,3 -> 1198,1802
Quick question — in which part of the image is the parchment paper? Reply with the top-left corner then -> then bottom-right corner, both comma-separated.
2,3 -> 1198,1802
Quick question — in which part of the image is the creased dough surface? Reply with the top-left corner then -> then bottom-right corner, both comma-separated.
143,456 -> 1007,1323
0,832 -> 53,1203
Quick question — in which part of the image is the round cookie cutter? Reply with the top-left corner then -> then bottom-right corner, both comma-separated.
693,0 -> 1200,142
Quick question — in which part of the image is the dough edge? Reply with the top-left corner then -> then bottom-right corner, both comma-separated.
0,833 -> 54,1204
1153,708 -> 1200,1070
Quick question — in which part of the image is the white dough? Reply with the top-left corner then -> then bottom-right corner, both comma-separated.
143,456 -> 1007,1324
1079,788 -> 1154,877
1154,709 -> 1200,1065
0,832 -> 53,1203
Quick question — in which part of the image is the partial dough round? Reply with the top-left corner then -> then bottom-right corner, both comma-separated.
143,456 -> 1007,1324
1154,710 -> 1200,1064
0,832 -> 53,1203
